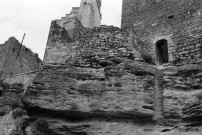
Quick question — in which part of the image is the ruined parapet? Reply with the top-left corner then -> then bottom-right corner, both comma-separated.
0,37 -> 42,77
70,7 -> 80,17
43,20 -> 82,64
46,20 -> 73,45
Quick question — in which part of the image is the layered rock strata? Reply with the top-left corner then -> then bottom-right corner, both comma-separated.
23,62 -> 155,122
21,61 -> 202,133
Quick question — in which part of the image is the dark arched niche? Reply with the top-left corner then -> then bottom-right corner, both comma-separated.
156,39 -> 169,64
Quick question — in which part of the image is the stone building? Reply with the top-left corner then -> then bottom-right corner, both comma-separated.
121,0 -> 202,65
0,37 -> 41,77
55,0 -> 101,30
78,0 -> 102,28
43,0 -> 102,63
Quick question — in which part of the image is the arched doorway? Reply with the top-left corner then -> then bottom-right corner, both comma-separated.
156,39 -> 169,64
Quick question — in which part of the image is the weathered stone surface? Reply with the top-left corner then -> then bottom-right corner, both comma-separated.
3,71 -> 38,89
21,63 -> 202,131
18,119 -> 202,135
183,102 -> 202,126
0,37 -> 41,77
163,89 -> 202,126
0,108 -> 29,135
1,106 -> 202,135
23,62 -> 155,122
1,1 -> 202,134
0,62 -> 201,134
0,83 -> 24,116
163,64 -> 202,90
0,112 -> 16,135
122,0 -> 202,65
44,25 -> 142,67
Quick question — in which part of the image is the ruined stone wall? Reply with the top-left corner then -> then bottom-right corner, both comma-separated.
70,7 -> 80,17
70,18 -> 86,40
57,17 -> 76,39
43,24 -> 140,67
55,17 -> 86,40
69,26 -> 136,67
122,0 -> 202,65
12,47 -> 41,75
0,37 -> 41,77
163,64 -> 202,90
43,42 -> 80,64
43,20 -> 76,64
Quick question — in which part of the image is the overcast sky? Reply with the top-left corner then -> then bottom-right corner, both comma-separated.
0,0 -> 122,59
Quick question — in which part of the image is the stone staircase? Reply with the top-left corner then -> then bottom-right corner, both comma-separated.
153,69 -> 164,124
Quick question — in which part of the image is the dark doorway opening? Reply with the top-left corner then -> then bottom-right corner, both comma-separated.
156,39 -> 169,64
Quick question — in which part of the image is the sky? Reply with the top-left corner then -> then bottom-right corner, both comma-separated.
0,0 -> 122,59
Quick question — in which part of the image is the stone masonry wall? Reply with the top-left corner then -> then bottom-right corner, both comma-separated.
122,0 -> 202,65
43,20 -> 76,64
43,24 -> 141,67
68,26 -> 137,67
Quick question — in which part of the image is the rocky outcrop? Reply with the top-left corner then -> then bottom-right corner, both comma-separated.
183,102 -> 202,126
23,61 -> 155,122
0,108 -> 29,135
0,62 -> 201,134
0,111 -> 16,135
20,62 -> 202,133
162,64 -> 202,125
48,21 -> 73,44
163,64 -> 202,90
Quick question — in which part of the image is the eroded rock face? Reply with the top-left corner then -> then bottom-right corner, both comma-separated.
19,63 -> 202,134
0,108 -> 29,135
163,65 -> 202,90
0,111 -> 16,135
0,62 -> 201,134
20,119 -> 202,135
23,62 -> 155,122
162,65 -> 202,126
0,83 -> 23,116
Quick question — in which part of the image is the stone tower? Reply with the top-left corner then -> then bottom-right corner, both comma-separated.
78,0 -> 102,28
121,0 -> 202,65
